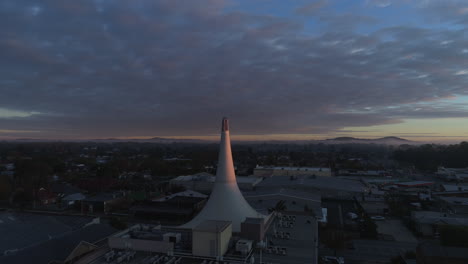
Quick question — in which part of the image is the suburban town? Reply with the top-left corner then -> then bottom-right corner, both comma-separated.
1,126 -> 467,263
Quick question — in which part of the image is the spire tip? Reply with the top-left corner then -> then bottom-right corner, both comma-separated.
221,117 -> 229,132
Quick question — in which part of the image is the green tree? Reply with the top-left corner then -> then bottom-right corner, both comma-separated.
274,200 -> 287,211
440,225 -> 468,248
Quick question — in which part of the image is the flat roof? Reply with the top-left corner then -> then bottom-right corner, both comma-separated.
0,212 -> 116,264
193,220 -> 231,233
2,224 -> 116,264
0,212 -> 94,253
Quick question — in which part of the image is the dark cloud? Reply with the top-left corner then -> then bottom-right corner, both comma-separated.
295,0 -> 329,16
0,0 -> 467,138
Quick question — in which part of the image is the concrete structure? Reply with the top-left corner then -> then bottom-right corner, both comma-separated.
254,166 -> 332,177
192,220 -> 232,258
181,118 -> 264,232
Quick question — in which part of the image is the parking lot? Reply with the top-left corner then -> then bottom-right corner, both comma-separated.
258,214 -> 319,264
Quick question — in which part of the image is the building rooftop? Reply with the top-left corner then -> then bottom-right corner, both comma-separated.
0,212 -> 117,263
255,175 -> 365,194
193,220 -> 231,233
256,166 -> 330,172
439,196 -> 468,205
1,223 -> 116,264
0,212 -> 95,254
50,182 -> 83,196
412,211 -> 468,225
244,188 -> 321,202
395,181 -> 434,187
171,173 -> 260,184
63,192 -> 86,201
153,190 -> 208,202
442,184 -> 468,192
83,192 -> 123,202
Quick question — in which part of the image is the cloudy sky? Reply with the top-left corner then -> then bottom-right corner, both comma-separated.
1,0 -> 468,142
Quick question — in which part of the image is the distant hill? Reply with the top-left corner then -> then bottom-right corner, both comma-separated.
3,136 -> 416,145
325,136 -> 412,145
90,137 -> 209,144
375,136 -> 411,142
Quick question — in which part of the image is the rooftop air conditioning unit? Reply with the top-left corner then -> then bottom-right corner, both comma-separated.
236,239 -> 253,255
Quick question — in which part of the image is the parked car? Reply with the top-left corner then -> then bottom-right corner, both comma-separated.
371,216 -> 385,221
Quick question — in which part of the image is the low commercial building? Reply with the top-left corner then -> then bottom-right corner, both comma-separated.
252,175 -> 365,199
254,166 -> 332,177
61,192 -> 86,208
81,192 -> 125,214
437,167 -> 468,182
152,190 -> 207,202
411,211 -> 468,236
436,196 -> 468,214
170,172 -> 262,193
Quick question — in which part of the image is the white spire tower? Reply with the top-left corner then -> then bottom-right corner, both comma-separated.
181,117 -> 263,232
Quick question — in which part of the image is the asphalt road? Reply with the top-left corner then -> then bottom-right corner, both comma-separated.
339,240 -> 417,264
